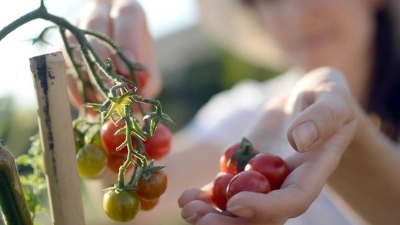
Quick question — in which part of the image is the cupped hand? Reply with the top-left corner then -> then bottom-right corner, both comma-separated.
62,0 -> 161,116
178,67 -> 358,224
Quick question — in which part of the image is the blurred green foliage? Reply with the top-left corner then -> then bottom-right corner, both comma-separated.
0,96 -> 38,158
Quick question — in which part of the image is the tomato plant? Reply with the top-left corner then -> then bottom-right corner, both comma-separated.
226,170 -> 271,201
76,143 -> 108,179
103,189 -> 141,222
136,168 -> 168,201
245,153 -> 290,190
143,123 -> 172,160
211,172 -> 235,211
0,1 -> 174,223
101,120 -> 136,156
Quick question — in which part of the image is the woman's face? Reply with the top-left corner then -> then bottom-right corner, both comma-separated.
250,0 -> 380,71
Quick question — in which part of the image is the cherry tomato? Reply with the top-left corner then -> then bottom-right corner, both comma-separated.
103,189 -> 140,222
226,170 -> 271,201
106,154 -> 135,174
220,143 -> 259,175
245,153 -> 290,190
143,124 -> 172,160
136,169 -> 168,201
211,173 -> 235,211
139,198 -> 159,211
101,120 -> 136,156
76,143 -> 107,179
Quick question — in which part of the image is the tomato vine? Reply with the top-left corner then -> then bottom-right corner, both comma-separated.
0,0 -> 173,223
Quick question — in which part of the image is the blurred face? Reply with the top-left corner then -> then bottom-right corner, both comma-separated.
248,0 -> 380,71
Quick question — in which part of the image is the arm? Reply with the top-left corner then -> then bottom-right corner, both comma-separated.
178,67 -> 359,225
328,105 -> 400,225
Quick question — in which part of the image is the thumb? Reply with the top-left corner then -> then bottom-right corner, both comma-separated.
286,68 -> 355,152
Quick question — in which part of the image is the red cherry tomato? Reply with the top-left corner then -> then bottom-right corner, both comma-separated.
211,173 -> 235,211
106,154 -> 135,174
220,143 -> 259,175
245,153 -> 290,190
101,120 -> 136,156
220,143 -> 241,174
226,171 -> 271,201
139,198 -> 159,211
136,169 -> 168,201
143,124 -> 172,160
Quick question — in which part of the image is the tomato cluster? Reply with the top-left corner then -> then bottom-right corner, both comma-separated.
211,138 -> 290,211
74,118 -> 172,221
72,65 -> 173,222
100,120 -> 172,173
103,168 -> 168,222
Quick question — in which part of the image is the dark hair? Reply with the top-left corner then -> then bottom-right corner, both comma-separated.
368,5 -> 400,140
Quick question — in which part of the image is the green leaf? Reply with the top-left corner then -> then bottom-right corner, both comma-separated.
105,93 -> 133,119
143,112 -> 157,121
84,103 -> 101,110
115,127 -> 127,135
132,119 -> 147,140
160,113 -> 175,124
150,117 -> 160,136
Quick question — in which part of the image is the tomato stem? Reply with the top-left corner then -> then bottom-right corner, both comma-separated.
0,146 -> 34,225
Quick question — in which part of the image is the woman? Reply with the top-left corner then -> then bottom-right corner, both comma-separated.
65,0 -> 400,224
178,0 -> 400,224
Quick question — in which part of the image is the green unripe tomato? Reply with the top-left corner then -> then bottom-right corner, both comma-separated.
103,189 -> 141,222
76,143 -> 107,178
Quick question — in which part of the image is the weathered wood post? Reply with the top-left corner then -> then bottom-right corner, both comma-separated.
30,51 -> 85,225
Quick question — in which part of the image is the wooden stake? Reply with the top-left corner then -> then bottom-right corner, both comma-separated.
30,52 -> 85,225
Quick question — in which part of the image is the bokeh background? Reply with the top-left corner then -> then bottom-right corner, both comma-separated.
0,0 -> 280,224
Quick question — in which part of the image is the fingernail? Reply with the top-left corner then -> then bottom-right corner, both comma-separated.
227,205 -> 254,219
292,121 -> 318,152
184,213 -> 200,222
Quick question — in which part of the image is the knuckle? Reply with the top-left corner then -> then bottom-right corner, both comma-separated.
321,102 -> 341,129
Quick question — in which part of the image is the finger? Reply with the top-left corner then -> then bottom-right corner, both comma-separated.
110,0 -> 162,98
178,184 -> 213,209
64,1 -> 113,111
78,1 -> 113,62
66,75 -> 98,107
181,200 -> 227,224
197,213 -> 285,225
286,67 -> 354,152
78,1 -> 116,92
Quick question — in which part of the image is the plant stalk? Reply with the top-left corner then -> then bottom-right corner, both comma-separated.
0,145 -> 34,225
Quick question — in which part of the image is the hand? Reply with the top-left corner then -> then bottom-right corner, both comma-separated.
62,0 -> 161,117
178,67 -> 358,224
